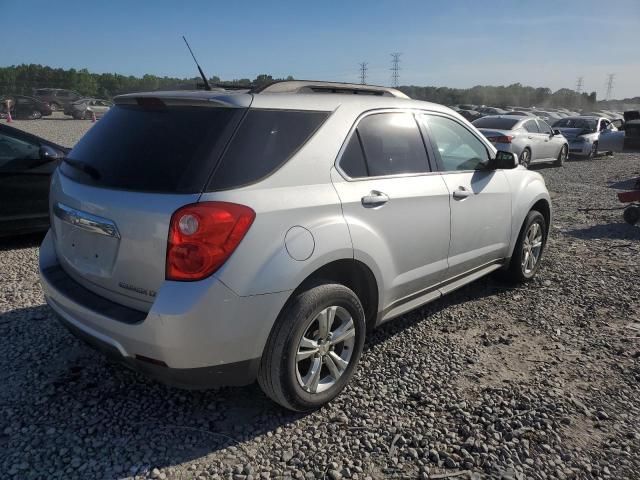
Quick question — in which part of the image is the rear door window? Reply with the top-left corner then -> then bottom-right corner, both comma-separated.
207,109 -> 329,190
342,112 -> 430,177
62,105 -> 246,193
523,120 -> 539,133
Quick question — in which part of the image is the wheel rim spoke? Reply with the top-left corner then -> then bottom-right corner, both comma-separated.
328,351 -> 348,372
330,319 -> 355,345
302,357 -> 322,393
317,306 -> 337,341
296,336 -> 319,362
324,354 -> 342,380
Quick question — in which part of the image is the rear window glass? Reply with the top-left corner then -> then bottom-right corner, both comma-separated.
61,105 -> 245,193
207,109 -> 329,190
472,117 -> 519,130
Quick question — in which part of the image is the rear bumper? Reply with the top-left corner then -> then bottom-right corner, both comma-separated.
39,230 -> 290,388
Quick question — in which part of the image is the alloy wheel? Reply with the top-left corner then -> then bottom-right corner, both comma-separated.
521,222 -> 543,275
295,306 -> 356,394
520,150 -> 530,168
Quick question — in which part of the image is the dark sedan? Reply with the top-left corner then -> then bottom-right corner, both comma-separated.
0,95 -> 53,119
0,124 -> 68,236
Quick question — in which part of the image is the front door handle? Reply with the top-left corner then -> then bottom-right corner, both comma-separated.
361,190 -> 389,208
452,187 -> 472,200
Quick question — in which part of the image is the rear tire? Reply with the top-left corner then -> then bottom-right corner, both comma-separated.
519,148 -> 531,168
623,206 -> 640,225
27,110 -> 42,120
258,283 -> 366,411
49,102 -> 60,112
504,210 -> 547,283
555,145 -> 567,167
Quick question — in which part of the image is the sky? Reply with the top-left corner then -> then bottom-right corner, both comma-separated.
3,0 -> 640,99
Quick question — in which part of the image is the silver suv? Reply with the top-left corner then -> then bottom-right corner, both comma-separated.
39,81 -> 551,411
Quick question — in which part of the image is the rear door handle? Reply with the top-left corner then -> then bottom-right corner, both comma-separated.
452,187 -> 472,200
361,190 -> 389,208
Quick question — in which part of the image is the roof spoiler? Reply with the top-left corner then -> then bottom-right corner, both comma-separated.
113,91 -> 252,109
252,80 -> 409,98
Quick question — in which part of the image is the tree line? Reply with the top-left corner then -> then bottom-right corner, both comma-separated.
0,64 -> 290,99
1,63 -> 632,110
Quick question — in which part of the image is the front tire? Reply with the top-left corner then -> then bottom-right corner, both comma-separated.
587,141 -> 598,159
505,210 -> 547,283
258,283 -> 366,411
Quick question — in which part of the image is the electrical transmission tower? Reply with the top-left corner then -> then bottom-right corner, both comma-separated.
359,62 -> 368,84
605,74 -> 615,100
390,52 -> 402,87
575,76 -> 583,94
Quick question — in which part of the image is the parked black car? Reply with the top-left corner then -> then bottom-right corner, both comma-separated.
33,88 -> 81,111
0,124 -> 68,236
624,111 -> 640,149
0,95 -> 53,120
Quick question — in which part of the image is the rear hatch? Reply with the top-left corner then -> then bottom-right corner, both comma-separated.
51,93 -> 251,311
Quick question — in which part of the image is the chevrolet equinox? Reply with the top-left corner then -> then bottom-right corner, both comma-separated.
39,81 -> 551,411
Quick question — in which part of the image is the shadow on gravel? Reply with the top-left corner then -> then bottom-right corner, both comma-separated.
566,222 -> 640,240
366,274 -> 517,351
0,232 -> 45,251
608,177 -> 640,190
0,274 -> 515,477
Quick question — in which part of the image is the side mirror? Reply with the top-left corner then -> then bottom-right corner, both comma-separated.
487,151 -> 518,170
39,145 -> 63,161
553,129 -> 562,136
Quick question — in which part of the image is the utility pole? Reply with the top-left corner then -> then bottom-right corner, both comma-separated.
605,74 -> 615,101
390,52 -> 402,87
575,76 -> 583,94
359,62 -> 368,84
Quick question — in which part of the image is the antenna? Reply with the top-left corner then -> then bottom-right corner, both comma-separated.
575,76 -> 583,94
359,62 -> 368,84
182,36 -> 211,91
605,73 -> 615,101
390,52 -> 402,87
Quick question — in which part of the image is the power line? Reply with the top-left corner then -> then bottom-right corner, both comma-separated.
605,73 -> 615,100
575,76 -> 583,94
390,52 -> 402,87
359,62 -> 368,84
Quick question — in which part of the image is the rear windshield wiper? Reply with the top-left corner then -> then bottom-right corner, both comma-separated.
62,157 -> 101,180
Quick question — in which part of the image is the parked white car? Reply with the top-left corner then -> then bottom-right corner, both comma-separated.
554,116 -> 625,158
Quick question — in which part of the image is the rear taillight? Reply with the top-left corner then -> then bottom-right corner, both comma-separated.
487,135 -> 513,144
166,202 -> 255,281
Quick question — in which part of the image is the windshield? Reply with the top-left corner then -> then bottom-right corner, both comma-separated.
472,117 -> 519,130
554,118 -> 597,131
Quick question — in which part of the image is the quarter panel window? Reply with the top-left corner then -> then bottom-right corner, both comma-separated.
355,113 -> 429,177
420,114 -> 489,171
339,133 -> 368,178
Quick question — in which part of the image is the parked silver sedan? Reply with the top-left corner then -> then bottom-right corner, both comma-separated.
66,98 -> 113,120
473,115 -> 568,167
553,116 -> 625,158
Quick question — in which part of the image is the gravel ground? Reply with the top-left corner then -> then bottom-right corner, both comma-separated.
6,112 -> 94,147
1,117 -> 640,479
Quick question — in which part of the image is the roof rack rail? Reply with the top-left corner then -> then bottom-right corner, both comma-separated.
252,80 -> 409,98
